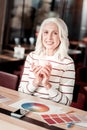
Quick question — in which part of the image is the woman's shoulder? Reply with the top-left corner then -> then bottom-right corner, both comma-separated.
26,51 -> 39,59
61,56 -> 75,70
63,55 -> 74,64
28,51 -> 35,56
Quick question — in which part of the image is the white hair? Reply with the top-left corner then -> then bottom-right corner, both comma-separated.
35,17 -> 69,60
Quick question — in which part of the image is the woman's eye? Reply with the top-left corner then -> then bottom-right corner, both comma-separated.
54,32 -> 58,35
44,31 -> 48,34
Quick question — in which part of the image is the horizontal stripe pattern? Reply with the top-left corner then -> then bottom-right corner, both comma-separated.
18,52 -> 75,106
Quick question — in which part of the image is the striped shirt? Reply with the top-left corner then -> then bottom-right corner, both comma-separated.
18,51 -> 75,105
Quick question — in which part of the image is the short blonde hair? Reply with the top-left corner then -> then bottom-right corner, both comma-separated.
35,17 -> 69,60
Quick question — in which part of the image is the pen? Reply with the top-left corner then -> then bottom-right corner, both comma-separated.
66,110 -> 75,114
66,122 -> 74,128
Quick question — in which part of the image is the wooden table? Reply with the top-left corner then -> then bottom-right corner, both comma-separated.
0,50 -> 25,74
0,49 -> 25,64
0,86 -> 87,130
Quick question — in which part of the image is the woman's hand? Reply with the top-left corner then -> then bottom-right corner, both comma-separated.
31,61 -> 52,89
31,62 -> 43,86
40,64 -> 52,89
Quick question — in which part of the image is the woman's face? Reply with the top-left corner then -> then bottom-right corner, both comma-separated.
42,22 -> 60,55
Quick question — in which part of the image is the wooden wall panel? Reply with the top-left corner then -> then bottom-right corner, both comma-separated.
0,0 -> 6,53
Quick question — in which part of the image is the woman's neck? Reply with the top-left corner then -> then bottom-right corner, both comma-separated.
45,49 -> 56,56
46,50 -> 53,56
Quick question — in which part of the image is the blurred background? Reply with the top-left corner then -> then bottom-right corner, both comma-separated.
0,0 -> 87,50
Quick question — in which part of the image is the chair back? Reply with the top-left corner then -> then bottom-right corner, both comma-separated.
76,66 -> 87,83
0,71 -> 18,90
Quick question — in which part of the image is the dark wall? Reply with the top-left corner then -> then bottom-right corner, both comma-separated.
63,0 -> 83,41
0,0 -> 7,53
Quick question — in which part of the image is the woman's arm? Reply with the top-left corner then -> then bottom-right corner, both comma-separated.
47,62 -> 75,105
18,53 -> 39,94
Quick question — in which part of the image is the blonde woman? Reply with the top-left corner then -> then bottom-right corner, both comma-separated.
18,17 -> 75,105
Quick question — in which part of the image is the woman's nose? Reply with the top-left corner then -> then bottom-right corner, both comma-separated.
48,33 -> 52,40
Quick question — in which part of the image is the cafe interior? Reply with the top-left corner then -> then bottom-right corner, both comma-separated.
0,0 -> 87,114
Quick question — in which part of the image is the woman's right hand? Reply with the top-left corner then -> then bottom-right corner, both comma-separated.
31,62 -> 43,86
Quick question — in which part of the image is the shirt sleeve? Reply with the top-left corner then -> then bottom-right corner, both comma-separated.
47,62 -> 75,106
18,52 -> 37,94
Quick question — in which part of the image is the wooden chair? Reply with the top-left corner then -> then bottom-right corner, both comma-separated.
71,93 -> 86,110
0,71 -> 18,90
71,66 -> 87,110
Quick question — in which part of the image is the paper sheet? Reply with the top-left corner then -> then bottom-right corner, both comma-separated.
75,115 -> 87,128
9,99 -> 65,115
0,95 -> 10,103
41,113 -> 82,125
75,122 -> 87,128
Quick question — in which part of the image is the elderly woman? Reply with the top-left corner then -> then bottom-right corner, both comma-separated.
18,17 -> 75,106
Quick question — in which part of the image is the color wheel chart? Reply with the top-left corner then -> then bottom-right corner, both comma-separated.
21,102 -> 49,112
9,99 -> 65,114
